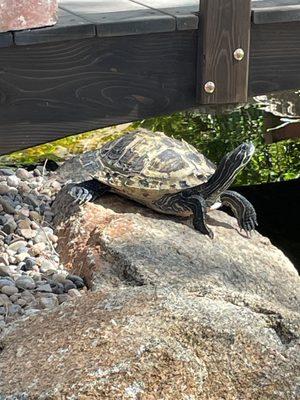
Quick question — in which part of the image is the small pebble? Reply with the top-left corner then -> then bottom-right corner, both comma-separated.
3,221 -> 17,234
0,166 -> 87,328
0,293 -> 10,306
1,285 -> 18,296
36,283 -> 52,293
7,175 -> 20,188
15,276 -> 36,290
64,279 -> 77,291
68,288 -> 82,298
0,278 -> 15,288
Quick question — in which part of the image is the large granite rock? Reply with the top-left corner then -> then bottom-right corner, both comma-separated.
0,0 -> 57,33
0,188 -> 299,399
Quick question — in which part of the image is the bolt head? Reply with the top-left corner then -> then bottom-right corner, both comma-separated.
233,48 -> 245,61
204,81 -> 215,94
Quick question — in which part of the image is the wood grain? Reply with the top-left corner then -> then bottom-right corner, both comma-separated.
0,32 -> 13,48
249,22 -> 300,95
197,0 -> 251,104
0,31 -> 196,155
252,0 -> 300,24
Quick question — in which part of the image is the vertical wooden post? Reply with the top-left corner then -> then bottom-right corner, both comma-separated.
197,0 -> 251,105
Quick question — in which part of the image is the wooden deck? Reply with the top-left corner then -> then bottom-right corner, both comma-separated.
1,0 -> 300,154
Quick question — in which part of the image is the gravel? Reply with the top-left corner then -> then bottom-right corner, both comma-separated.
0,165 -> 87,331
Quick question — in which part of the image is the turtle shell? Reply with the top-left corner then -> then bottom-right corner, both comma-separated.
58,129 -> 216,202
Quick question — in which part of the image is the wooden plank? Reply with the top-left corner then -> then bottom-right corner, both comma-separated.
0,31 -> 196,155
60,0 -> 175,37
14,8 -> 96,45
197,0 -> 251,104
130,0 -> 199,30
252,0 -> 300,24
0,32 -> 13,48
249,22 -> 300,95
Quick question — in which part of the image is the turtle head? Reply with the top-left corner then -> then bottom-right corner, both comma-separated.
225,142 -> 255,172
202,142 -> 255,201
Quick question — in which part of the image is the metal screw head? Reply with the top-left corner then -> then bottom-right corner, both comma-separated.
233,48 -> 245,61
204,81 -> 215,94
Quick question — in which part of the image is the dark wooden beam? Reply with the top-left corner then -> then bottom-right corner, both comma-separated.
0,31 -> 197,155
197,0 -> 251,105
249,22 -> 300,95
252,0 -> 300,24
1,3 -> 300,155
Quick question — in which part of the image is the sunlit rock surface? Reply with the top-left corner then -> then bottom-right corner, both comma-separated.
0,189 -> 299,399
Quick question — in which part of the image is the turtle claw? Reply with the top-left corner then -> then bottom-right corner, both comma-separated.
69,186 -> 93,206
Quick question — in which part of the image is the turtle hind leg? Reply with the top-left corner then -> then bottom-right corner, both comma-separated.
68,179 -> 110,205
220,190 -> 258,234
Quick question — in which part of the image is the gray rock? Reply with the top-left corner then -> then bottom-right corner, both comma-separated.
57,293 -> 71,304
20,290 -> 35,304
36,283 -> 52,293
0,278 -> 15,288
0,168 -> 14,176
9,293 -> 21,303
0,197 -> 15,214
6,175 -> 20,188
0,253 -> 9,266
7,304 -> 22,315
22,258 -> 36,271
17,246 -> 29,254
23,194 -> 41,209
15,276 -> 36,291
50,282 -> 65,295
0,265 -> 14,277
1,286 -> 18,296
16,298 -> 27,307
16,168 -> 32,180
43,211 -> 54,222
23,308 -> 41,316
0,215 -> 7,225
0,293 -> 10,306
29,210 -> 42,222
66,274 -> 85,289
7,240 -> 27,252
0,183 -> 11,195
15,253 -> 31,263
33,168 -> 41,177
3,220 -> 17,234
38,295 -> 58,309
64,280 -> 77,292
40,260 -> 56,273
18,181 -> 31,194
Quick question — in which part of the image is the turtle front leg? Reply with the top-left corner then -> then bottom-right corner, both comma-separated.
220,190 -> 257,234
154,191 -> 213,238
68,179 -> 110,205
184,193 -> 214,239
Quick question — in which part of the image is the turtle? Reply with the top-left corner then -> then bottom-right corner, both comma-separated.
58,129 -> 257,238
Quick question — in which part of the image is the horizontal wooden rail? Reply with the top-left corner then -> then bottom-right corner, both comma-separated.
0,1 -> 300,155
